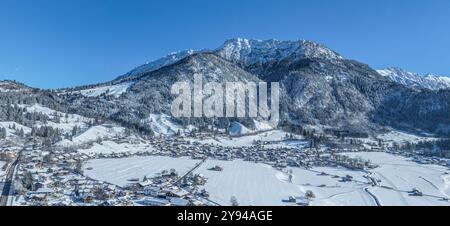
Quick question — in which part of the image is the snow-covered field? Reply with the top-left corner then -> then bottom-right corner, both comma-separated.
197,160 -> 302,206
84,152 -> 450,206
77,140 -> 154,156
84,156 -> 199,186
343,152 -> 450,206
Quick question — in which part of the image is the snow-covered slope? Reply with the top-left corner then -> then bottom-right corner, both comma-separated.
20,104 -> 90,133
66,82 -> 133,98
377,68 -> 450,90
0,80 -> 31,93
21,104 -> 64,116
144,114 -> 184,136
0,121 -> 31,137
58,125 -> 125,147
228,122 -> 252,136
228,120 -> 274,136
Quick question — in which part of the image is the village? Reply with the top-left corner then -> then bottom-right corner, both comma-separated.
1,127 -> 450,206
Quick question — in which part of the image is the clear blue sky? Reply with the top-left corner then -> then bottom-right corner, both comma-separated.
1,0 -> 449,88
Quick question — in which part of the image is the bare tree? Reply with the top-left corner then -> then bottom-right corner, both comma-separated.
230,196 -> 239,206
305,190 -> 315,200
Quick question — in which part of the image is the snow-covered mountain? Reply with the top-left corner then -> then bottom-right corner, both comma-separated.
377,68 -> 450,91
216,38 -> 343,66
62,50 -> 198,97
115,38 -> 342,81
3,38 -> 450,137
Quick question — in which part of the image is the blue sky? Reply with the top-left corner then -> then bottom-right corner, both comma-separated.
1,0 -> 449,88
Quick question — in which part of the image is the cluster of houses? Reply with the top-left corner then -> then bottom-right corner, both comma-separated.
125,168 -> 212,206
13,140 -> 216,206
7,125 -> 449,206
12,146 -> 132,206
142,136 -> 380,172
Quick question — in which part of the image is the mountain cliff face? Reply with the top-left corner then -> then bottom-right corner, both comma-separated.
3,38 -> 450,136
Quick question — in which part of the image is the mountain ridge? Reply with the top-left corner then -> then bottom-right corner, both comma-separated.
377,67 -> 450,91
2,38 -> 450,137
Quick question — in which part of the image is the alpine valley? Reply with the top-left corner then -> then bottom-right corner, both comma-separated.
1,38 -> 450,206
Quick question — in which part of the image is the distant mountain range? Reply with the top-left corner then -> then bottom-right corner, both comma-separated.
115,38 -> 450,91
2,38 -> 450,136
377,67 -> 450,91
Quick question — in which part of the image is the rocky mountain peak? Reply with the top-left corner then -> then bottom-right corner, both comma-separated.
215,38 -> 343,66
